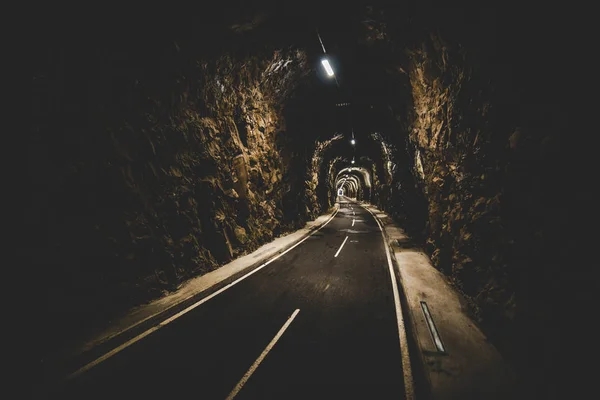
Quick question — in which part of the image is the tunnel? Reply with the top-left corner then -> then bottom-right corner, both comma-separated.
25,2 -> 590,398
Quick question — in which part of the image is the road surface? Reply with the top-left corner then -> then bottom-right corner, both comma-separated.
54,197 -> 410,399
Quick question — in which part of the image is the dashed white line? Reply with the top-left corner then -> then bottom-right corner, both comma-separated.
334,236 -> 349,258
226,309 -> 301,399
352,219 -> 355,226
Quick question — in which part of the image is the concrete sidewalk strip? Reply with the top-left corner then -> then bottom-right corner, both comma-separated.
361,203 -> 515,400
59,205 -> 339,373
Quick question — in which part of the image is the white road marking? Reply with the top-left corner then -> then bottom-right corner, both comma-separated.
352,219 -> 355,226
334,236 -> 349,258
226,309 -> 300,400
362,204 -> 415,400
353,211 -> 355,216
339,229 -> 368,234
65,209 -> 339,381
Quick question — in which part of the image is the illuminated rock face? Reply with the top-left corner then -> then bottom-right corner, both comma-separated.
28,45 -> 313,338
357,9 -> 575,392
401,31 -> 573,398
406,33 -> 513,333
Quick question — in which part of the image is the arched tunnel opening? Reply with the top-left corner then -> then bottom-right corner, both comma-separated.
25,2 -> 590,398
336,166 -> 371,201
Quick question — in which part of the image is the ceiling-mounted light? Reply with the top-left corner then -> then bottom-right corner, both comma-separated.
351,158 -> 355,164
350,138 -> 356,145
321,59 -> 335,77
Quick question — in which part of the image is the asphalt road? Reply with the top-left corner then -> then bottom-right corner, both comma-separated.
54,197 -> 408,399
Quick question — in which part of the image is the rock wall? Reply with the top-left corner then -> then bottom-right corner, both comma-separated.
355,4 -> 584,393
28,44 -> 310,351
408,33 -> 506,302
405,30 -> 572,395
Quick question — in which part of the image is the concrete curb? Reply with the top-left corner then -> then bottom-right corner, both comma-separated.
360,202 -> 515,400
43,204 -> 340,388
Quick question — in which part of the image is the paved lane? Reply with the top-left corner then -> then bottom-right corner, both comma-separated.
55,197 -> 407,399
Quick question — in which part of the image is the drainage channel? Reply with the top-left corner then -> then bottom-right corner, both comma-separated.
420,301 -> 446,354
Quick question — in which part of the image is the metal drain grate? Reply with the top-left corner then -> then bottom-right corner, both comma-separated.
420,301 -> 446,353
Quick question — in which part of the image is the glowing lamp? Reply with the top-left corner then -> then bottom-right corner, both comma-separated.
321,59 -> 334,77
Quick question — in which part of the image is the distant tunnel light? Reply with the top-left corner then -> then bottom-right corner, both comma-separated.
350,138 -> 356,145
321,59 -> 335,77
351,159 -> 355,164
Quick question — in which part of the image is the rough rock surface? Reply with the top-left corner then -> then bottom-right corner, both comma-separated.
407,32 -> 514,334
358,6 -> 579,395
29,43 -> 311,354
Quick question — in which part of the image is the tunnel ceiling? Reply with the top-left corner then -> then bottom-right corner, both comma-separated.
153,1 -> 418,210
36,1 -> 413,174
186,1 -> 412,147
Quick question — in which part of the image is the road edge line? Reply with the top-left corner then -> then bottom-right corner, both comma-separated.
63,207 -> 339,382
362,204 -> 415,400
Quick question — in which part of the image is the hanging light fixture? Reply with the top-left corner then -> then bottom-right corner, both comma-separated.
317,30 -> 335,78
321,59 -> 335,77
